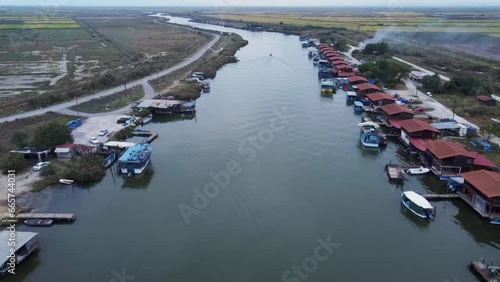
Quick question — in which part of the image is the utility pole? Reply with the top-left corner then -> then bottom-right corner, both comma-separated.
76,98 -> 79,117
452,97 -> 456,121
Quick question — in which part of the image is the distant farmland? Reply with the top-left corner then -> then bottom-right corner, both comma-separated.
0,16 -> 81,29
203,11 -> 500,36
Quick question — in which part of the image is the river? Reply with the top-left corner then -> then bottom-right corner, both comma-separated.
8,16 -> 499,282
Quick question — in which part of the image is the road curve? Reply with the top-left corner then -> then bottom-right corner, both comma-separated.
0,33 -> 220,123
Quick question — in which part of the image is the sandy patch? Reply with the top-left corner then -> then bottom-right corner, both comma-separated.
71,114 -> 128,144
0,171 -> 41,219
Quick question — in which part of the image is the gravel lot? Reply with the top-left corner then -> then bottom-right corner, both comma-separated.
72,114 -> 127,144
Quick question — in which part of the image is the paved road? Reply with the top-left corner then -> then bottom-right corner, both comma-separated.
0,33 -> 220,123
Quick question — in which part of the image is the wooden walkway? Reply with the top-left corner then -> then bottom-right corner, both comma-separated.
422,194 -> 461,201
385,163 -> 412,181
132,131 -> 159,143
15,213 -> 76,222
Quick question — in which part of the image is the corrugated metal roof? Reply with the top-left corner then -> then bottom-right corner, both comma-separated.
0,231 -> 38,266
461,170 -> 500,198
431,122 -> 463,130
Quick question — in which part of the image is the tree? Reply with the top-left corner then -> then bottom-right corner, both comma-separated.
363,42 -> 390,55
10,131 -> 30,148
333,39 -> 348,52
32,121 -> 73,148
358,60 -> 410,88
447,74 -> 492,96
422,74 -> 442,94
1,153 -> 25,174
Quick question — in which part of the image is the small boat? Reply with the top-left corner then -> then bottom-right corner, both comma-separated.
491,218 -> 500,225
353,101 -> 364,112
406,166 -> 431,175
401,191 -> 436,220
24,219 -> 54,227
59,179 -> 74,185
103,153 -> 116,168
141,114 -> 153,124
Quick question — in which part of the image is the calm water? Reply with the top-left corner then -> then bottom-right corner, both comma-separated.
9,17 -> 500,282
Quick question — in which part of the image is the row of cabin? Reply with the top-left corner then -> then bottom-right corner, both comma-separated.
317,44 -> 357,78
346,68 -> 500,221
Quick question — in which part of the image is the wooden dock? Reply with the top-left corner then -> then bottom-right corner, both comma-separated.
14,213 -> 76,222
132,131 -> 159,143
469,261 -> 499,282
385,163 -> 411,181
422,194 -> 461,201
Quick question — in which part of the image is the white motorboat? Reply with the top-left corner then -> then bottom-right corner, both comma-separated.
59,179 -> 74,185
401,191 -> 435,220
406,166 -> 430,175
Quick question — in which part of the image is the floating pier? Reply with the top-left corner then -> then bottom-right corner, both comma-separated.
385,163 -> 411,181
14,213 -> 76,222
422,194 -> 461,201
469,261 -> 500,282
132,130 -> 159,143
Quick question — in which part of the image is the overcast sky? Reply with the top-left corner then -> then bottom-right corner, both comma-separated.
1,0 -> 498,7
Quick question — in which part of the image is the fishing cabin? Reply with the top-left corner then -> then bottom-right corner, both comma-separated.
348,76 -> 368,86
420,139 -> 497,179
476,95 -> 496,107
0,231 -> 39,275
396,118 -> 439,150
54,143 -> 96,159
379,104 -> 414,124
330,58 -> 345,65
459,170 -> 500,220
365,92 -> 396,111
354,83 -> 381,96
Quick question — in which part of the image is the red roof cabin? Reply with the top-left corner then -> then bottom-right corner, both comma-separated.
365,92 -> 395,111
354,83 -> 381,95
380,104 -> 414,122
459,170 -> 500,220
420,139 -> 496,179
477,95 -> 496,106
397,118 -> 439,149
347,76 -> 368,85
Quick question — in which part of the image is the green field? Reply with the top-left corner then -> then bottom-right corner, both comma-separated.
0,16 -> 81,29
205,12 -> 500,36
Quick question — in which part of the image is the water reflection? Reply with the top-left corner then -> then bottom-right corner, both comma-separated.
452,200 -> 500,249
120,165 -> 155,189
153,113 -> 196,124
400,203 -> 431,229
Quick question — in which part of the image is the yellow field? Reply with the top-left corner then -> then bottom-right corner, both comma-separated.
0,16 -> 80,29
205,12 -> 500,36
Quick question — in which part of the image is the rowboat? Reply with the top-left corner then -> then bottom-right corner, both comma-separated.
406,167 -> 431,175
401,191 -> 436,220
490,218 -> 500,225
141,114 -> 153,124
59,179 -> 74,185
24,219 -> 54,227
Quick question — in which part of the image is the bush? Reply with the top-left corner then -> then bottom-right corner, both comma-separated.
1,153 -> 26,174
40,163 -> 56,177
363,42 -> 390,55
10,131 -> 30,148
32,121 -> 73,148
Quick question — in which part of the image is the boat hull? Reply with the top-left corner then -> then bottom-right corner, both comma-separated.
121,159 -> 150,175
406,168 -> 430,175
59,179 -> 74,185
24,219 -> 54,227
401,193 -> 434,220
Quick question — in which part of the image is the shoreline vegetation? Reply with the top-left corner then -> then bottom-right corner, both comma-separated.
150,32 -> 248,100
69,85 -> 145,114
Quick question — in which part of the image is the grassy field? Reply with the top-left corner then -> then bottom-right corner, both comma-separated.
204,12 -> 500,36
69,85 -> 145,113
0,16 -> 81,29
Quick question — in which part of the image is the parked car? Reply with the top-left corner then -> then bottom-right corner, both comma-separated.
89,137 -> 99,144
98,129 -> 108,136
33,162 -> 50,171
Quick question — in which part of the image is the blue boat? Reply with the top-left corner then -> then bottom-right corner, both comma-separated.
118,143 -> 153,175
141,114 -> 153,124
447,176 -> 464,192
301,42 -> 309,48
490,218 -> 500,225
346,91 -> 357,102
103,153 -> 116,168
360,127 -> 379,148
353,101 -> 364,112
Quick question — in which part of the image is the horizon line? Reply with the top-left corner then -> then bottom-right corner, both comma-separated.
1,4 -> 500,8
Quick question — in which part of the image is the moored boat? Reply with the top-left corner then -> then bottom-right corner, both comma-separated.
353,101 -> 364,112
59,179 -> 74,185
401,191 -> 436,220
491,218 -> 500,225
320,79 -> 335,95
141,114 -> 153,124
360,127 -> 379,148
406,166 -> 431,175
118,143 -> 153,175
103,153 -> 116,168
24,219 -> 54,227
346,91 -> 357,102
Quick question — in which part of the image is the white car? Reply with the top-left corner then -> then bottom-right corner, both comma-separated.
98,129 -> 108,136
89,137 -> 99,144
33,162 -> 50,171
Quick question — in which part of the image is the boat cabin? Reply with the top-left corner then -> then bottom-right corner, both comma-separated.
420,139 -> 476,179
459,170 -> 500,220
397,118 -> 439,147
